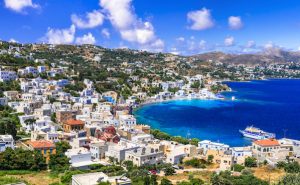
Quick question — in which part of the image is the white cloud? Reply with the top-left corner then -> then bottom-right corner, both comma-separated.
263,42 -> 282,56
75,33 -> 96,45
99,0 -> 164,51
224,36 -> 235,46
9,38 -> 18,43
71,10 -> 105,29
187,8 -> 214,30
101,28 -> 110,38
4,0 -> 38,12
176,37 -> 185,42
246,40 -> 256,48
264,42 -> 275,49
45,25 -> 76,45
119,22 -> 155,45
298,47 -> 300,51
100,0 -> 135,30
140,39 -> 165,52
199,40 -> 206,49
228,16 -> 243,30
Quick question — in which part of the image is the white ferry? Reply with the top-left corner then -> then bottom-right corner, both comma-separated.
239,126 -> 275,140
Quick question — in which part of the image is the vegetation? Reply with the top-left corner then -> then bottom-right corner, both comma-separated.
276,161 -> 300,173
0,117 -> 18,139
245,157 -> 257,168
232,164 -> 245,172
184,158 -> 207,168
161,178 -> 172,185
0,176 -> 25,185
211,170 -> 268,185
278,173 -> 300,185
163,166 -> 175,176
150,129 -> 200,146
0,148 -> 47,171
0,81 -> 20,97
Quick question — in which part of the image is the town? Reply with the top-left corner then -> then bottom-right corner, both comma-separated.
1,41 -> 300,185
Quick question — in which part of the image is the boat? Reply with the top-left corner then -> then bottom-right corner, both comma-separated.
231,96 -> 236,101
239,126 -> 275,140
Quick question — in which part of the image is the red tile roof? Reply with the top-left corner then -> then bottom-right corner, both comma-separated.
65,119 -> 84,125
28,140 -> 55,149
254,139 -> 280,147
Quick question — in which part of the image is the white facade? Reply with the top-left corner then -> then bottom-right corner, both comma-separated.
199,140 -> 230,153
0,69 -> 17,82
0,135 -> 14,152
105,140 -> 139,162
0,98 -> 8,106
125,147 -> 164,167
119,115 -> 136,126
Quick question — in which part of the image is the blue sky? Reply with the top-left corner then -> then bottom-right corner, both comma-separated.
1,0 -> 300,55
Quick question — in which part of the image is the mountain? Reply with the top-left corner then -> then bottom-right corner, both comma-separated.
191,50 -> 300,65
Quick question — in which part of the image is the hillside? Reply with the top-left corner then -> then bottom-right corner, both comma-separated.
191,50 -> 300,65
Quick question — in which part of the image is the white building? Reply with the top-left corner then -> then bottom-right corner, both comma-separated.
37,66 -> 46,73
90,140 -> 108,159
65,147 -> 102,169
0,97 -> 8,106
119,115 -> 136,126
105,140 -> 139,162
125,147 -> 164,167
0,135 -> 14,152
199,140 -> 230,154
0,69 -> 17,82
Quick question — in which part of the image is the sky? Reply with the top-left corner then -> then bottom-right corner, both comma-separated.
1,0 -> 300,55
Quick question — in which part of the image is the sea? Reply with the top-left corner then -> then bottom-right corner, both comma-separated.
134,79 -> 300,146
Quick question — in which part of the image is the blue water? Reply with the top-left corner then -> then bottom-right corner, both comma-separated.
134,79 -> 300,146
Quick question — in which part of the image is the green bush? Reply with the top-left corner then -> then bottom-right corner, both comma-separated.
245,157 -> 257,167
232,164 -> 245,172
184,158 -> 206,168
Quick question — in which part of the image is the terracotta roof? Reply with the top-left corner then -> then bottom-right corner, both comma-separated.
65,119 -> 84,125
254,139 -> 280,147
28,140 -> 55,149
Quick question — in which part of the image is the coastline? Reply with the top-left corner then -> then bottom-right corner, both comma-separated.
134,78 -> 300,147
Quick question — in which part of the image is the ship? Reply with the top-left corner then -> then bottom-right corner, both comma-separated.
239,126 -> 275,140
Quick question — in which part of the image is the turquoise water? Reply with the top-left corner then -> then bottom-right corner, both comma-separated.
134,79 -> 300,146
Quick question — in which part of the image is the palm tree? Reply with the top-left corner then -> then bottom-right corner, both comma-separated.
24,118 -> 36,131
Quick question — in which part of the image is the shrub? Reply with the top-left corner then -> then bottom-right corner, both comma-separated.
184,158 -> 206,168
245,157 -> 257,167
232,164 -> 245,172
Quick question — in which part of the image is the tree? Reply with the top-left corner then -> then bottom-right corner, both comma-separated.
283,161 -> 300,173
55,141 -> 71,154
163,166 -> 175,176
0,148 -> 46,171
24,118 -> 36,131
184,158 -> 206,168
0,118 -> 17,139
49,153 -> 70,173
161,178 -> 172,185
207,155 -> 214,164
278,174 -> 300,185
190,81 -> 201,89
232,164 -> 245,172
211,171 -> 268,185
190,138 -> 200,146
150,175 -> 158,185
245,157 -> 257,167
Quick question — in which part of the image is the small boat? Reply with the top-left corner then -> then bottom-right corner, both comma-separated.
231,96 -> 236,101
239,126 -> 275,140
